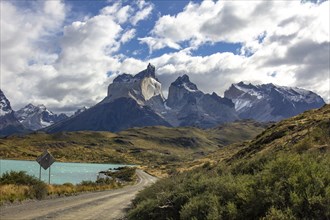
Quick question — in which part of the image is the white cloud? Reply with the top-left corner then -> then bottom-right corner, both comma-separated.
137,0 -> 329,102
1,1 -> 66,110
1,0 -> 329,117
130,3 -> 153,26
141,1 -> 329,51
139,37 -> 181,53
121,29 -> 136,43
0,1 -> 153,114
101,3 -> 133,24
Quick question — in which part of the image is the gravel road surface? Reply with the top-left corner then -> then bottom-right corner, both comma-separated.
1,170 -> 157,220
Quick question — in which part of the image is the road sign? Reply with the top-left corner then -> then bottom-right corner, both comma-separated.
36,150 -> 55,170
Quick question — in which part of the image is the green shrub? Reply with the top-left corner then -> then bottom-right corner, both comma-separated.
128,153 -> 330,219
105,167 -> 137,182
0,171 -> 40,185
180,194 -> 220,220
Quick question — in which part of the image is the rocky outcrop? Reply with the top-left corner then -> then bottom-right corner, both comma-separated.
106,63 -> 165,107
166,74 -> 238,127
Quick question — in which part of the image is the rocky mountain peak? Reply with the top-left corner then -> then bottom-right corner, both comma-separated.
135,63 -> 156,79
147,63 -> 156,74
107,63 -> 164,106
113,73 -> 133,83
0,89 -> 13,117
171,74 -> 199,92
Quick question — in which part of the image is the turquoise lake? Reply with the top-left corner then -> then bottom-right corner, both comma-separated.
0,159 -> 129,184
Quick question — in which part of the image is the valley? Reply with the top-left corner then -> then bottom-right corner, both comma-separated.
1,105 -> 329,219
0,120 -> 266,177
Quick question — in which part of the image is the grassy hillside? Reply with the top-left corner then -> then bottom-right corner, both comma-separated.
0,120 -> 265,176
128,105 -> 330,219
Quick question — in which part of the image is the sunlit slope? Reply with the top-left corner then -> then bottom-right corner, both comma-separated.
127,105 -> 330,220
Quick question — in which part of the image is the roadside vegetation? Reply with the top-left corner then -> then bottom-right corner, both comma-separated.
128,105 -> 330,219
0,167 -> 136,205
128,152 -> 330,220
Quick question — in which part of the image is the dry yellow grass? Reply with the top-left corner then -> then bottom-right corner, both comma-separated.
0,184 -> 30,204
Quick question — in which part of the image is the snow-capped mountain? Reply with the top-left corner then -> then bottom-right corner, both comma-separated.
15,104 -> 68,130
224,82 -> 325,121
0,90 -> 27,136
165,74 -> 238,127
44,65 -> 326,133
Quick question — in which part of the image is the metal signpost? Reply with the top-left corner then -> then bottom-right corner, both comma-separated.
36,150 -> 55,184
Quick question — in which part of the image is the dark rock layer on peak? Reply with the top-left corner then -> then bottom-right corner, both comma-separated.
224,82 -> 325,122
113,73 -> 134,83
135,63 -> 156,79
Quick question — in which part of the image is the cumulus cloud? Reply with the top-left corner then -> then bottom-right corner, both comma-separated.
1,0 -> 66,109
130,0 -> 153,26
0,1 -> 154,114
100,3 -> 132,24
138,0 -> 329,102
1,0 -> 329,116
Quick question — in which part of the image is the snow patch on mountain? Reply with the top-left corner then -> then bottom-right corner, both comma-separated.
234,99 -> 253,112
183,83 -> 198,92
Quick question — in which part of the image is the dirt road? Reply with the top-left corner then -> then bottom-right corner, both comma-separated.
1,170 -> 157,220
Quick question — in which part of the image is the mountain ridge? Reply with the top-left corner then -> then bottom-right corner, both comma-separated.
15,103 -> 68,130
1,65 -> 326,135
224,81 -> 325,121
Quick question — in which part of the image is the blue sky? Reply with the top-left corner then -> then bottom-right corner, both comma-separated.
1,0 -> 329,114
